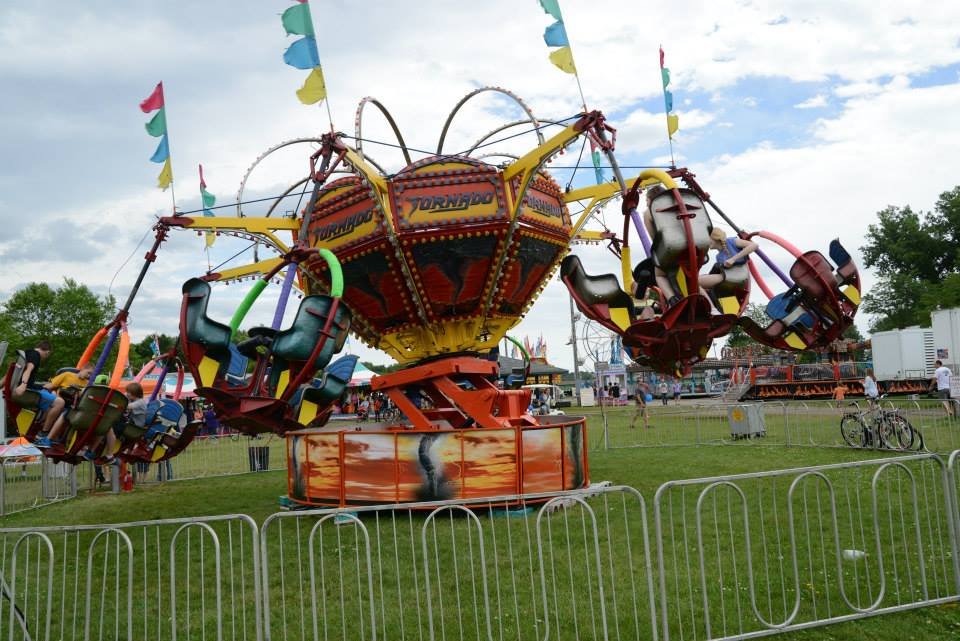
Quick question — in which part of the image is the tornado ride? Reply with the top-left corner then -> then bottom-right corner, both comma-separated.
148,88 -> 861,507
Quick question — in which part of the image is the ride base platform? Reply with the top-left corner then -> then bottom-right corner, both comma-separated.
286,356 -> 589,507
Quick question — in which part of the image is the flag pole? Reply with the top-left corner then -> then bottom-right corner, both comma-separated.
198,169 -> 211,271
165,90 -> 177,214
660,44 -> 677,168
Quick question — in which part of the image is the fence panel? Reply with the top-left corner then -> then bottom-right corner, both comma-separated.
653,453 -> 960,641
260,486 -> 657,641
783,399 -> 960,454
1,458 -> 76,517
594,403 -> 787,451
73,433 -> 286,492
0,514 -> 261,641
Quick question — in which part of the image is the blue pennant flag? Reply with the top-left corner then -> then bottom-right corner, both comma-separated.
283,36 -> 321,70
543,20 -> 569,47
149,134 -> 169,163
664,90 -> 673,113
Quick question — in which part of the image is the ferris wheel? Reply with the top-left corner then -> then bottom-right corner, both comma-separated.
580,319 -> 632,366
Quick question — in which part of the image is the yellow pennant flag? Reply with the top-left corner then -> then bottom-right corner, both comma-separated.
296,66 -> 327,105
548,46 -> 577,74
157,157 -> 173,190
667,114 -> 679,138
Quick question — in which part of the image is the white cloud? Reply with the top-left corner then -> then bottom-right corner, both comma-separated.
794,94 -> 827,109
742,97 -> 758,108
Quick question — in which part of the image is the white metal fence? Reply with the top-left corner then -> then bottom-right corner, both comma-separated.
0,514 -> 261,641
72,433 -> 287,492
594,399 -> 960,455
0,458 -> 77,517
260,485 -> 657,641
1,451 -> 959,641
653,452 -> 960,641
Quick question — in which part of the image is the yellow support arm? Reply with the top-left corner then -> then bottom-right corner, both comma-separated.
563,169 -> 679,205
174,216 -> 294,253
502,120 -> 587,183
208,257 -> 284,282
340,145 -> 388,194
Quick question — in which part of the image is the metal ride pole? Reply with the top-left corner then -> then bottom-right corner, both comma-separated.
0,340 -> 7,439
568,297 -> 582,406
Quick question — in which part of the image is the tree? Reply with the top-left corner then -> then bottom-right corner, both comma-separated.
861,186 -> 960,332
0,280 -> 115,378
725,303 -> 770,348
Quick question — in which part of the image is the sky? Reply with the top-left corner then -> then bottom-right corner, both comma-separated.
1,1 -> 959,372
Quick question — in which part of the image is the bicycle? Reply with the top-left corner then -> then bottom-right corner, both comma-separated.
839,397 -> 922,451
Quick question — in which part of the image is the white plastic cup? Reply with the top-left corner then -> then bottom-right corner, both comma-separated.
842,549 -> 866,561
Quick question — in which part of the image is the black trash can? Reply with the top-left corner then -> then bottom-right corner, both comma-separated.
248,446 -> 270,472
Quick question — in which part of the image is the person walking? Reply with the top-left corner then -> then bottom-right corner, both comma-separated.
658,379 -> 669,405
863,368 -> 879,407
672,380 -> 682,402
930,360 -> 955,418
631,384 -> 651,429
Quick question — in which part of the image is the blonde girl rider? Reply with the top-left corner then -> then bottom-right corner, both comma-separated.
699,228 -> 758,290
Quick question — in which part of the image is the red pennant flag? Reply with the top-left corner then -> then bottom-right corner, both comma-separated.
659,46 -> 665,68
140,82 -> 165,113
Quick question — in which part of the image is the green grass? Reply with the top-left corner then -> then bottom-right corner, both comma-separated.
1,406 -> 958,641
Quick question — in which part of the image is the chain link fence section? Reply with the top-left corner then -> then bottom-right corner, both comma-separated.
653,453 -> 960,641
0,514 -> 262,641
260,485 -> 657,641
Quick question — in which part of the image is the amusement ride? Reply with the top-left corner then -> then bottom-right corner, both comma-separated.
2,3 -> 863,507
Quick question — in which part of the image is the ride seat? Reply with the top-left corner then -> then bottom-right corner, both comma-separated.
66,385 -> 128,437
144,399 -> 187,440
828,240 -> 857,283
225,344 -> 251,386
182,278 -> 233,363
271,295 -> 352,371
788,251 -> 836,303
715,262 -> 750,294
766,291 -> 814,331
295,355 -> 358,425
560,255 -> 635,330
8,351 -> 43,409
649,189 -> 713,269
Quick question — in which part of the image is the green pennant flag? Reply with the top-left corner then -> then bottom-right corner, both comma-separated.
282,3 -> 315,36
661,67 -> 670,89
539,0 -> 563,20
144,107 -> 167,137
200,186 -> 216,208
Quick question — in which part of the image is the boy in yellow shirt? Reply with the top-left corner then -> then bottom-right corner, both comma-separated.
45,363 -> 93,402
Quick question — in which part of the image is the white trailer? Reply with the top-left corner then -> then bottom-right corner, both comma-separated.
932,308 -> 960,372
870,326 -> 935,380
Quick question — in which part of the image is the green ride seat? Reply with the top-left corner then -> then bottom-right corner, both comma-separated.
267,295 -> 351,399
271,295 -> 352,370
182,278 -> 234,386
66,385 -> 128,438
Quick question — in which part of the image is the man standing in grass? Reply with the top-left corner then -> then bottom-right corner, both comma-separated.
930,360 -> 955,418
631,383 -> 651,429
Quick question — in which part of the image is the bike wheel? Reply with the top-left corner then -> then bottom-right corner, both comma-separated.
840,414 -> 866,447
875,417 -> 899,450
886,414 -> 915,450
